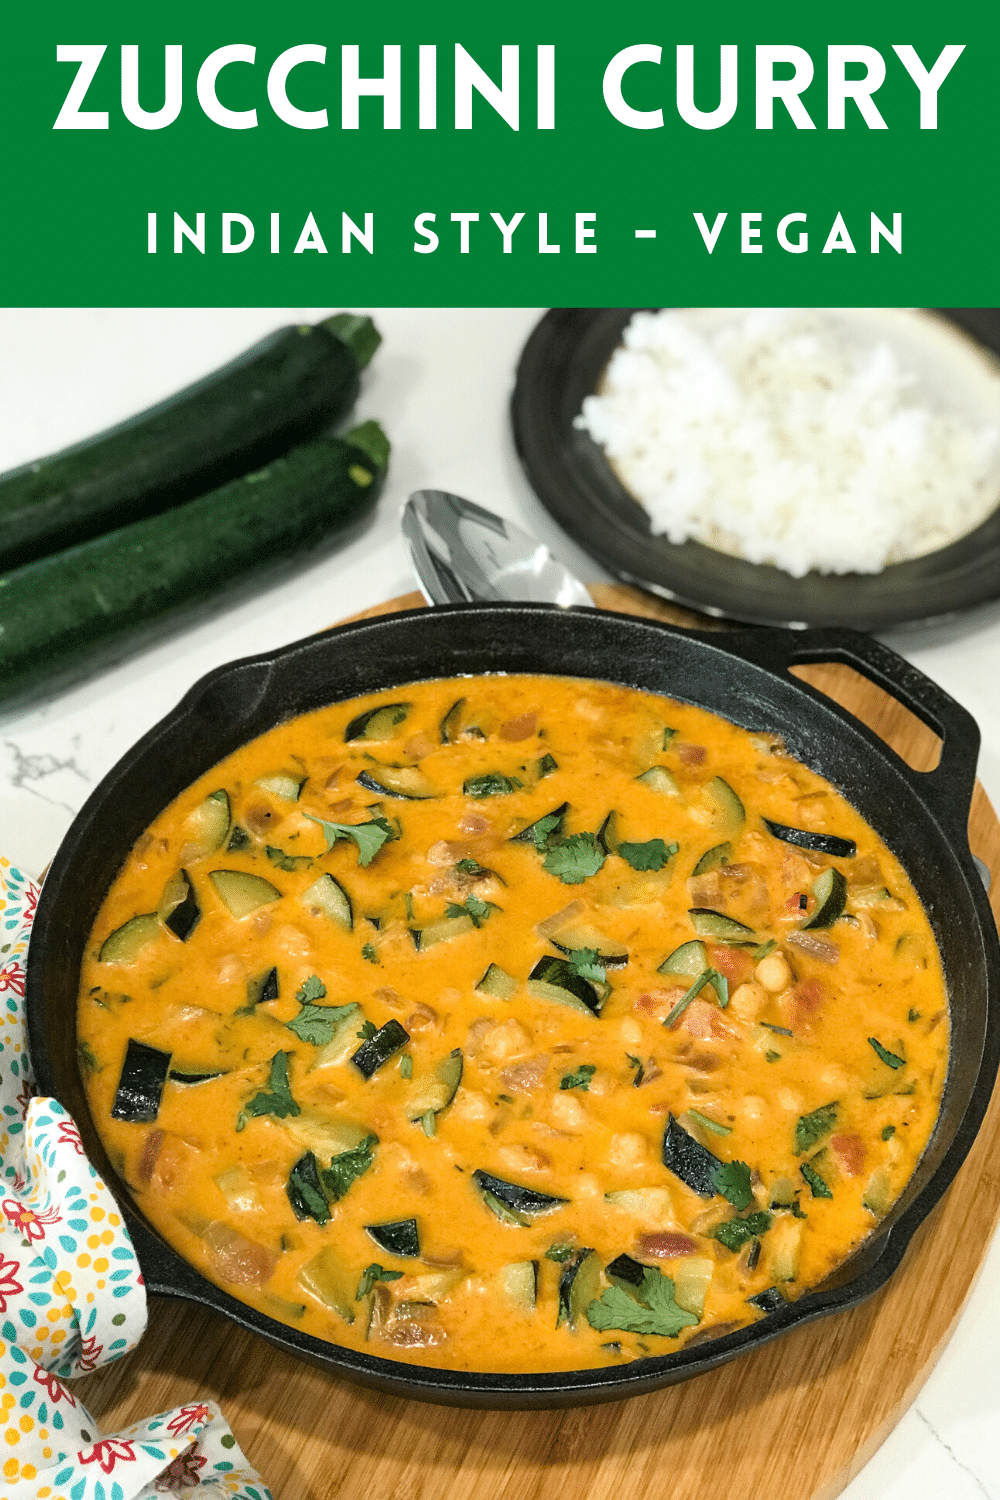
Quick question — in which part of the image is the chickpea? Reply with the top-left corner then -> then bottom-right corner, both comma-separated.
755,952 -> 793,993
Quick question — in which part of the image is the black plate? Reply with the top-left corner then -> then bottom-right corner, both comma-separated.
25,605 -> 1000,1407
512,308 -> 1000,630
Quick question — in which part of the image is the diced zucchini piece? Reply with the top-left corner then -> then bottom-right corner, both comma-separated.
767,1216 -> 803,1281
297,1246 -> 356,1321
636,766 -> 680,797
282,1112 -> 370,1157
604,1187 -> 675,1224
111,1039 -> 172,1122
689,908 -> 757,941
169,1067 -> 225,1085
803,868 -> 847,930
510,803 -> 569,848
546,921 -> 629,966
705,777 -> 745,834
605,1252 -> 646,1290
246,967 -> 279,1007
439,697 -> 466,744
254,770 -> 306,800
356,765 -> 436,800
210,870 -> 282,919
263,1293 -> 307,1321
411,914 -> 475,949
301,873 -> 352,930
501,1260 -> 539,1309
658,939 -> 708,977
158,868 -> 201,941
661,1114 -> 722,1198
182,789 -> 231,856
762,819 -> 856,859
535,753 -> 559,780
475,963 -> 518,1000
596,810 -> 621,854
98,913 -> 160,964
345,703 -> 412,742
862,1165 -> 892,1217
768,1176 -> 798,1209
691,842 -> 731,878
214,1167 -> 262,1214
682,1108 -> 732,1138
365,1218 -> 421,1257
408,1048 -> 463,1120
558,1248 -> 601,1328
527,956 -> 604,1016
673,1256 -> 714,1317
850,884 -> 902,910
472,1170 -> 568,1217
310,1004 -> 365,1068
748,1287 -> 787,1315
227,824 -> 252,852
351,1019 -> 410,1079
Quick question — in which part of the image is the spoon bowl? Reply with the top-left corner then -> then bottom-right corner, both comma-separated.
402,489 -> 593,608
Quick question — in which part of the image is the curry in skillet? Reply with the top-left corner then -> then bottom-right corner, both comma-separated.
77,676 -> 948,1372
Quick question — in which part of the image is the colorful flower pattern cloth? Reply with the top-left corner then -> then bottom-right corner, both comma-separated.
0,857 -> 274,1500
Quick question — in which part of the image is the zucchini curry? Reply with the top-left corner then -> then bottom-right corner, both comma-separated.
77,676 -> 949,1372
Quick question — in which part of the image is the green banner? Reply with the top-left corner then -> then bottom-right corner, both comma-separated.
3,0 -> 996,305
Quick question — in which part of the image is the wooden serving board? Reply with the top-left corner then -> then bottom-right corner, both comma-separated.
71,587 -> 1000,1500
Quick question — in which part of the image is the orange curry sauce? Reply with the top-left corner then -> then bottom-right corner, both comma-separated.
78,676 -> 948,1372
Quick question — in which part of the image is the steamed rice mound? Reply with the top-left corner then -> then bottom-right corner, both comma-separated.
578,309 -> 1000,578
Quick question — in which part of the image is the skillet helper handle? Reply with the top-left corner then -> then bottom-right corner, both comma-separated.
723,626 -> 981,850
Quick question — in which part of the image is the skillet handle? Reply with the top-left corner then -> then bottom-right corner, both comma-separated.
719,627 -> 981,851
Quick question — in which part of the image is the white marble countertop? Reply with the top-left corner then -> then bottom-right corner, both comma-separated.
2,306 -> 999,1497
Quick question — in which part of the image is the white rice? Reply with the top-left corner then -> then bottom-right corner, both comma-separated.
577,308 -> 1000,577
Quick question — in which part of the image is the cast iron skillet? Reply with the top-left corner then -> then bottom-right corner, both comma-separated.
25,605 -> 1000,1409
511,308 -> 1000,630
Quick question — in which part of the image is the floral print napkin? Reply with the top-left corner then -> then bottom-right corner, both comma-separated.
0,857 -> 275,1500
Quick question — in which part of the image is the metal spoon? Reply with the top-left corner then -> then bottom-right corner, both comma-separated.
402,490 -> 593,609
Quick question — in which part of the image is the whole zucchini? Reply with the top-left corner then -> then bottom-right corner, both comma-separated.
0,313 -> 380,571
0,422 -> 388,711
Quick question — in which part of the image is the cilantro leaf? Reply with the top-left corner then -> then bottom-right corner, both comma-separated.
463,773 -> 523,798
530,812 -> 563,851
305,813 -> 395,867
566,948 -> 606,983
713,1159 -> 753,1211
356,1262 -> 403,1300
321,1134 -> 378,1202
544,1242 -> 575,1263
445,893 -> 498,928
237,1051 -> 300,1129
296,974 -> 326,1004
800,1161 -> 833,1198
543,832 -> 605,885
868,1037 -> 905,1070
361,943 -> 379,964
586,1267 -> 699,1339
286,1152 -> 330,1224
618,838 -> 678,872
713,1211 -> 772,1252
265,845 -> 313,872
286,1001 -> 359,1047
559,1064 -> 596,1091
357,1020 -> 377,1041
795,1101 -> 838,1155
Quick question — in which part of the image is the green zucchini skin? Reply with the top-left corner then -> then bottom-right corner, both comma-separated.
0,316 -> 378,571
0,426 -> 387,711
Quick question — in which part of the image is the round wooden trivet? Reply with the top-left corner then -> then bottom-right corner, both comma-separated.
71,587 -> 1000,1500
